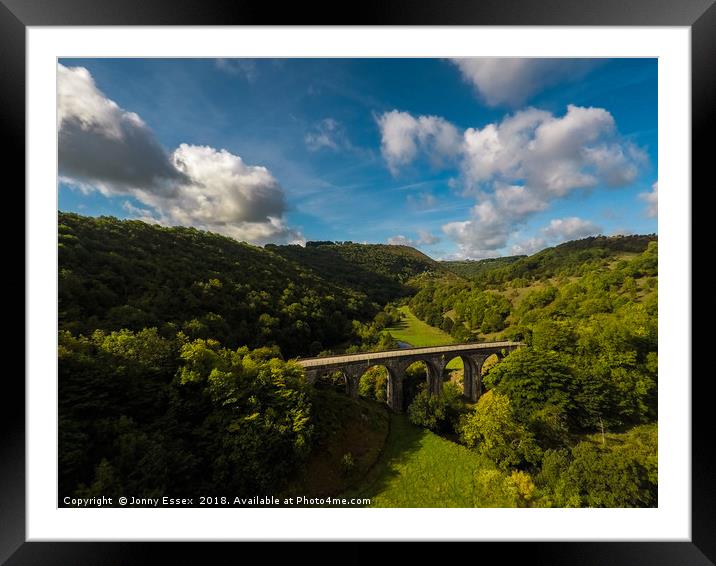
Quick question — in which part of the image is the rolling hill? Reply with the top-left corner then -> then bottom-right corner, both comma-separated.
270,241 -> 448,304
58,212 -> 448,356
442,234 -> 657,285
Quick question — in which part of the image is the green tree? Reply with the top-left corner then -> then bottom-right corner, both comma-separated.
536,425 -> 657,507
459,391 -> 541,470
407,389 -> 446,431
407,382 -> 465,433
358,366 -> 388,402
483,348 -> 575,427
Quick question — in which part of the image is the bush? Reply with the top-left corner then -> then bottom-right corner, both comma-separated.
340,453 -> 356,476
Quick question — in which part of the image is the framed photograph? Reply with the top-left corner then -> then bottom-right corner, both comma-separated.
8,0 -> 708,563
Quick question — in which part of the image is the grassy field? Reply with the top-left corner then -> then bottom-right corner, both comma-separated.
288,395 -> 515,507
386,305 -> 456,347
386,306 -> 462,369
345,413 -> 511,507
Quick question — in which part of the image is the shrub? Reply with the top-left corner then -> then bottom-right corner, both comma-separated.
340,453 -> 356,476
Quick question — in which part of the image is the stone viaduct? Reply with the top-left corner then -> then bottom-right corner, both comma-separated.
296,341 -> 522,412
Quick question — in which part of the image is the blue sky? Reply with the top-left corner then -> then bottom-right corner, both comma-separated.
58,57 -> 657,259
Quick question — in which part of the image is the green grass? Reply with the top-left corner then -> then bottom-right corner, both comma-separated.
386,305 -> 456,347
386,306 -> 462,369
344,414 -> 512,507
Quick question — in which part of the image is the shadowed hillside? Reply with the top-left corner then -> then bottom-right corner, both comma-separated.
59,212 -> 380,357
271,241 -> 448,304
59,213 -> 453,357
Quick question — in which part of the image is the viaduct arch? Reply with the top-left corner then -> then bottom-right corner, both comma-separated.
296,341 -> 522,412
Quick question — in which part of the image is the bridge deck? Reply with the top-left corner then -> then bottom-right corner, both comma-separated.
295,341 -> 521,368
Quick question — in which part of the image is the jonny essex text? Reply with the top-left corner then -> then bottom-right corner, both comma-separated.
62,495 -> 371,507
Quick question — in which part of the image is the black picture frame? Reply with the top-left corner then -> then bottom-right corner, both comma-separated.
5,1 -> 708,563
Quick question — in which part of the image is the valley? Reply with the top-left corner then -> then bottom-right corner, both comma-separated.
58,212 -> 658,508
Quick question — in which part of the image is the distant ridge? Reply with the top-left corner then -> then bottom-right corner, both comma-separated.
441,234 -> 657,283
442,255 -> 526,279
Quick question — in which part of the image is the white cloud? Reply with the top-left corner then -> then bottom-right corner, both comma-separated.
58,64 -> 135,137
58,64 -> 302,245
121,201 -> 161,225
542,217 -> 603,240
442,207 -> 512,259
126,144 -> 305,245
610,228 -> 635,236
406,192 -> 438,211
639,181 -> 658,218
417,230 -> 441,245
305,118 -> 349,151
461,105 -> 645,197
215,58 -> 258,82
387,235 -> 410,246
493,184 -> 548,216
58,63 -> 186,194
451,58 -> 597,107
509,237 -> 547,256
583,144 -> 645,187
510,216 -> 603,256
378,105 -> 645,259
387,230 -> 440,247
441,183 -> 551,258
381,105 -> 644,196
168,144 -> 286,224
377,110 -> 461,174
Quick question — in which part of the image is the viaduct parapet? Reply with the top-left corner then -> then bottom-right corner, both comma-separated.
295,341 -> 522,412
